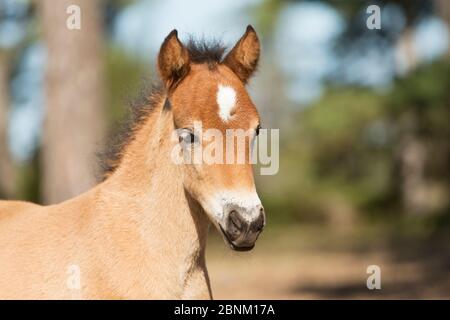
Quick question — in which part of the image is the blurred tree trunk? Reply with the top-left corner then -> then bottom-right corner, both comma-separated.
395,24 -> 425,214
0,52 -> 17,199
39,0 -> 105,204
253,0 -> 288,128
395,26 -> 418,75
399,133 -> 427,215
397,1 -> 450,214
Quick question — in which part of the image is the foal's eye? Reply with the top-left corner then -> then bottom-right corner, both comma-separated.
179,129 -> 198,144
255,124 -> 261,136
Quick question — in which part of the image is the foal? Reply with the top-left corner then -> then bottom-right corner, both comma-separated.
0,26 -> 265,299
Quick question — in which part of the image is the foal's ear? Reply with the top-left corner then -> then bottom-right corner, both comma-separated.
158,30 -> 190,88
223,25 -> 260,84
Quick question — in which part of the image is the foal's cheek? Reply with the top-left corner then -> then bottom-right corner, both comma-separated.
183,163 -> 205,187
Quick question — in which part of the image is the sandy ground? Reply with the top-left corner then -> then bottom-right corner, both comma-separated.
206,225 -> 450,299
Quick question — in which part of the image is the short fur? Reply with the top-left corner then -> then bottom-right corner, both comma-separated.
101,38 -> 228,178
0,26 -> 262,299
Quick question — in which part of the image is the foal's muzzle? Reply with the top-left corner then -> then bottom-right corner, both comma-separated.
220,204 -> 265,251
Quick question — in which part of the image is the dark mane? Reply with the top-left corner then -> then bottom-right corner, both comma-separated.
186,38 -> 226,64
99,80 -> 163,179
99,38 -> 228,179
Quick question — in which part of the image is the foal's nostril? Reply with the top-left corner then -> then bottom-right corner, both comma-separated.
229,210 -> 242,230
226,210 -> 246,240
251,207 -> 265,233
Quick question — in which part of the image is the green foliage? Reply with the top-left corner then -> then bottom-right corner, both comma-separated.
105,46 -> 150,128
263,88 -> 392,223
17,151 -> 41,203
299,88 -> 391,203
388,59 -> 450,136
250,0 -> 285,38
263,58 -> 450,226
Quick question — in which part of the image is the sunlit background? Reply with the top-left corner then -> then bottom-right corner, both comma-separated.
1,0 -> 449,298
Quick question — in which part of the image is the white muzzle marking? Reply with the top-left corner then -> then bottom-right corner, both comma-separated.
207,190 -> 262,221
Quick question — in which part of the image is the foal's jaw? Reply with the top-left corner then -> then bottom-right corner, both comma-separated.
204,190 -> 265,251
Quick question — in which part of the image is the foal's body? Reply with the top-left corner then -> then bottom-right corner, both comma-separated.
0,26 -> 264,299
0,98 -> 210,299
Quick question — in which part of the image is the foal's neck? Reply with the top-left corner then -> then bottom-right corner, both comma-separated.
97,97 -> 210,297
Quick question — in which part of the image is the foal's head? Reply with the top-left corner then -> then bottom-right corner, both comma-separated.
158,26 -> 265,251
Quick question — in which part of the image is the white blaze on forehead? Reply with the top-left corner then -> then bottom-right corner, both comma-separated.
216,84 -> 236,122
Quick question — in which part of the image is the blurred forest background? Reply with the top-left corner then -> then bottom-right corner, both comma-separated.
0,0 -> 449,298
